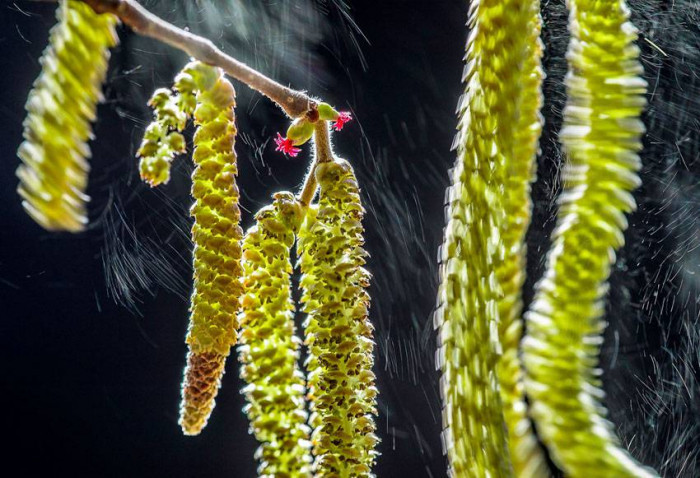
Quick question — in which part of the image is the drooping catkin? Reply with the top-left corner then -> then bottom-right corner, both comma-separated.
238,192 -> 312,477
178,63 -> 244,435
138,64 -> 200,187
521,1 -> 657,476
298,159 -> 378,477
16,0 -> 118,232
494,1 -> 549,476
137,87 -> 191,187
434,0 -> 540,475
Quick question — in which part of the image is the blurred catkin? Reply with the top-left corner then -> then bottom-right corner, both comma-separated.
177,63 -> 243,435
494,1 -> 549,476
434,0 -> 543,474
16,0 -> 118,232
298,160 -> 378,477
521,1 -> 658,476
238,192 -> 312,477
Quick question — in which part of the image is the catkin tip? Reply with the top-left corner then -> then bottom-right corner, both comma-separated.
179,350 -> 228,435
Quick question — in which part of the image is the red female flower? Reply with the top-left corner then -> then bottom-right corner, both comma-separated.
332,111 -> 352,131
274,132 -> 301,157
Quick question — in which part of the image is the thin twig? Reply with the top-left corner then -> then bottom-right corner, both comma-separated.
298,121 -> 334,206
313,121 -> 333,165
67,0 -> 316,118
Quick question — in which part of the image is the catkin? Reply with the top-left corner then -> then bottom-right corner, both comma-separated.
16,0 -> 118,232
521,1 -> 657,476
238,192 -> 312,477
298,159 -> 378,477
434,0 -> 540,475
137,88 -> 190,186
494,1 -> 549,476
178,63 -> 244,435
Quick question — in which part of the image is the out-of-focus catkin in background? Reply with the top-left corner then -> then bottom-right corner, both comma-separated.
0,1 -> 699,476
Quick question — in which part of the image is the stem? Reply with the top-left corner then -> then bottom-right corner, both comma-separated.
313,120 -> 334,165
298,121 -> 334,206
74,0 -> 316,118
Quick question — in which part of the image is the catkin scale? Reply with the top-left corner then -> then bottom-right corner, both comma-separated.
238,192 -> 312,477
177,64 -> 243,436
298,160 -> 378,477
521,1 -> 658,476
16,0 -> 118,232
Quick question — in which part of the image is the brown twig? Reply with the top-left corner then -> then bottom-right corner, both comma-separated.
298,121 -> 334,206
73,0 -> 316,118
312,121 -> 334,165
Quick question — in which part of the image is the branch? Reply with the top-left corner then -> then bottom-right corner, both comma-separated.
298,121 -> 334,206
77,0 -> 316,118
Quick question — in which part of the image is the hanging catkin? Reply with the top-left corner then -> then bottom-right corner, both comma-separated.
238,192 -> 312,477
434,0 -> 541,474
521,1 -> 658,476
494,1 -> 549,476
16,0 -> 118,232
177,63 -> 243,435
298,159 -> 378,477
137,88 -> 189,186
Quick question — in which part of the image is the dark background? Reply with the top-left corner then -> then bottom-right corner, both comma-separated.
1,1 -> 699,477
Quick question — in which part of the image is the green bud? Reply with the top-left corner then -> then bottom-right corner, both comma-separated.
317,102 -> 340,121
286,118 -> 314,145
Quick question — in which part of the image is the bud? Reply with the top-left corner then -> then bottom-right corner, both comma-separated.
286,118 -> 315,146
316,102 -> 340,121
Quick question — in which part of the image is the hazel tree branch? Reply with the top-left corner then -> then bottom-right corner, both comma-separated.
73,0 -> 317,118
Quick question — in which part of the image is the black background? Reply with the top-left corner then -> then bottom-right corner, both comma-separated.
1,1 -> 699,477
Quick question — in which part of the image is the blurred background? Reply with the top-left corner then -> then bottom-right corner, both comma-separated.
1,0 -> 699,476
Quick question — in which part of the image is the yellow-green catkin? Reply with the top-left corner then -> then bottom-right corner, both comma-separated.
434,0 -> 540,475
238,192 -> 312,477
494,1 -> 549,477
178,63 -> 244,435
298,160 -> 378,477
138,65 -> 198,186
521,1 -> 657,477
137,88 -> 190,186
16,0 -> 118,232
